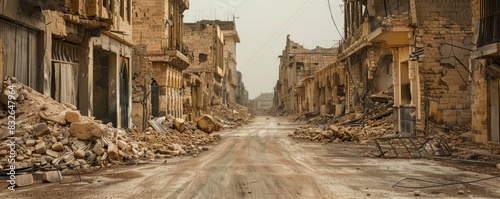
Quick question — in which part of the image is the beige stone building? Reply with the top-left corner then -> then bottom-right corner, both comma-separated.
183,21 -> 226,107
250,92 -> 274,111
1,0 -> 134,128
131,0 -> 191,125
275,35 -> 338,114
236,71 -> 249,105
470,0 -> 500,143
289,0 -> 474,136
216,21 -> 241,104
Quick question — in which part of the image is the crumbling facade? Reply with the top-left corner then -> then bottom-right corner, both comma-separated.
131,0 -> 191,125
275,35 -> 337,114
184,21 -> 225,110
1,0 -> 134,128
470,0 -> 500,143
216,21 -> 241,104
339,0 -> 473,134
282,0 -> 474,136
236,71 -> 249,105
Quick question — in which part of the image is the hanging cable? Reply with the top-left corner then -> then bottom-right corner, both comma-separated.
240,0 -> 314,72
326,0 -> 344,40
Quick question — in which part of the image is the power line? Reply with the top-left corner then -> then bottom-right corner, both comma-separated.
242,0 -> 315,73
240,0 -> 314,72
326,0 -> 344,40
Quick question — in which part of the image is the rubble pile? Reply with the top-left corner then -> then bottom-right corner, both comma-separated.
0,77 -> 220,174
290,119 -> 393,144
290,95 -> 394,144
207,102 -> 251,128
428,125 -> 500,162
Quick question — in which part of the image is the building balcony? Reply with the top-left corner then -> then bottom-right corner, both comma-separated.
338,14 -> 411,60
471,43 -> 500,59
149,38 -> 193,70
23,0 -> 113,30
367,14 -> 412,46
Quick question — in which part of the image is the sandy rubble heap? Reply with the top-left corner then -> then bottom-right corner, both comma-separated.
0,77 -> 220,174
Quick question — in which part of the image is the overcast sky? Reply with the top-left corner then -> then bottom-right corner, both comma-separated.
184,0 -> 344,99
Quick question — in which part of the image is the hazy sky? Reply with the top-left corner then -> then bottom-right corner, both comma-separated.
184,0 -> 344,99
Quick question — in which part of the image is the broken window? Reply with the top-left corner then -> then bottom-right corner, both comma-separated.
199,53 -> 208,62
479,0 -> 500,46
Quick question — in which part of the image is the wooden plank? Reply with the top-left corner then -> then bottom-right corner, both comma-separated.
59,63 -> 78,105
53,62 -> 61,102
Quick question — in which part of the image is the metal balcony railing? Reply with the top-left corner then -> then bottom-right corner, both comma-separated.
168,38 -> 194,61
479,0 -> 500,46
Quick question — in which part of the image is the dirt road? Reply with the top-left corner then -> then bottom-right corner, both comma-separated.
3,116 -> 500,198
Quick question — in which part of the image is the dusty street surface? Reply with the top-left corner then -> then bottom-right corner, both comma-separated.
2,116 -> 500,199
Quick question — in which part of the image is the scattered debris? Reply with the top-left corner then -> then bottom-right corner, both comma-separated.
0,78 -> 221,186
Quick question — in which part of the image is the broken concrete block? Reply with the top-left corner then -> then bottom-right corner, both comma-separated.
1,89 -> 18,105
15,174 -> 34,187
65,111 -> 81,123
173,118 -> 186,132
25,140 -> 36,147
197,115 -> 217,134
117,140 -> 128,150
321,131 -> 333,139
166,114 -> 175,123
74,149 -> 85,159
43,171 -> 62,183
39,108 -> 67,126
329,125 -> 340,133
92,143 -> 105,156
45,149 -> 59,158
35,142 -> 46,154
69,122 -> 103,140
63,155 -> 74,163
60,138 -> 68,145
51,142 -> 64,152
107,143 -> 119,160
33,123 -> 51,137
63,103 -> 77,110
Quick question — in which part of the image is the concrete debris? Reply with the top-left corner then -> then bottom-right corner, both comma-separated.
197,115 -> 218,134
65,111 -> 82,123
33,123 -> 51,137
0,78 -> 221,179
42,171 -> 62,183
69,122 -> 104,140
414,191 -> 421,196
173,118 -> 186,132
15,174 -> 34,187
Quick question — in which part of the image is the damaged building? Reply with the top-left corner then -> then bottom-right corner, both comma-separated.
275,35 -> 338,114
183,20 -> 225,114
338,0 -> 474,135
470,0 -> 500,143
1,0 -> 134,128
130,0 -> 191,125
182,20 -> 248,120
278,0 -> 475,137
